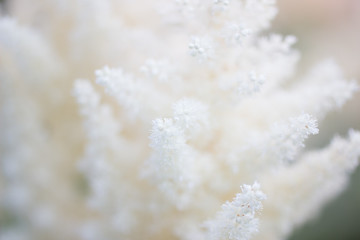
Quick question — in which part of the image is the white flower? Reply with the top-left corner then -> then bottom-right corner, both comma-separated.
262,113 -> 319,164
189,36 -> 215,63
95,66 -> 139,115
223,23 -> 252,45
0,1 -> 359,240
237,71 -> 265,96
173,98 -> 209,131
150,118 -> 186,152
206,182 -> 266,240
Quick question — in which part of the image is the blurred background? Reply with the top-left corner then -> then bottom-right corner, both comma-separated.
273,0 -> 360,239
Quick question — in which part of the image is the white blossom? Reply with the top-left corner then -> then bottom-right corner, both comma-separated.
189,36 -> 215,63
237,71 -> 265,96
267,113 -> 319,163
145,98 -> 209,209
173,98 -> 209,131
95,66 -> 140,116
150,118 -> 186,154
0,1 -> 359,240
206,182 -> 266,240
222,23 -> 252,45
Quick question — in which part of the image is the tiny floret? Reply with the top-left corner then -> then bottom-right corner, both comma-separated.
223,23 -> 252,45
173,98 -> 209,131
269,113 -> 319,162
95,66 -> 141,117
289,113 -> 319,136
188,36 -> 215,63
237,71 -> 265,96
149,118 -> 186,152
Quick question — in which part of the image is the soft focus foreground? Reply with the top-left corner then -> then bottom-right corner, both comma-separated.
0,1 -> 359,240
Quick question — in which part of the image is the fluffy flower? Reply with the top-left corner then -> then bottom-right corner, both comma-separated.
206,182 -> 267,240
0,1 -> 359,240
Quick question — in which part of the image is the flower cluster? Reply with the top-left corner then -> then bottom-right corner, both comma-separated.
0,1 -> 359,240
206,182 -> 267,240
